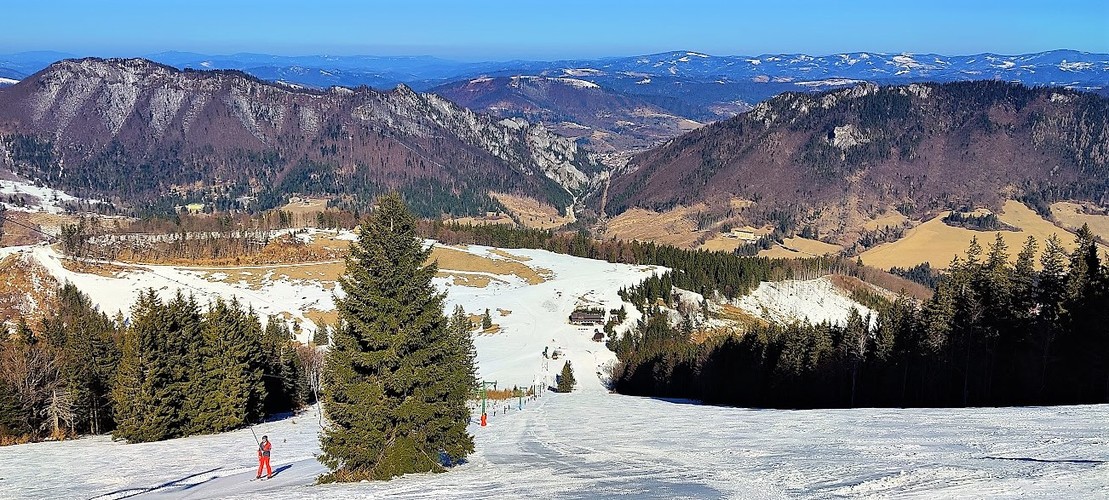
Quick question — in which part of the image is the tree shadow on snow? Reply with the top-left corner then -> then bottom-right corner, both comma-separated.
650,397 -> 704,406
90,467 -> 223,500
983,456 -> 1106,465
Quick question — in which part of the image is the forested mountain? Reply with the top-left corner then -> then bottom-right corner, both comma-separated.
0,58 -> 601,216
431,75 -> 705,156
602,81 -> 1109,227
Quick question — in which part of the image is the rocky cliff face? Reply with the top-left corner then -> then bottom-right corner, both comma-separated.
601,81 -> 1109,230
0,58 -> 600,215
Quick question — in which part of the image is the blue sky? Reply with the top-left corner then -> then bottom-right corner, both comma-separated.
2,0 -> 1106,60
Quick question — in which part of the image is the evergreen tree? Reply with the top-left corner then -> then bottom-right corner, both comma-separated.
1036,234 -> 1068,398
262,317 -> 303,414
113,291 -> 179,442
40,283 -> 121,435
320,193 -> 473,482
189,299 -> 266,434
557,360 -> 577,393
481,309 -> 493,330
447,305 -> 478,388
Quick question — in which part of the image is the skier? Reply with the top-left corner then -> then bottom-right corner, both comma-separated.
256,435 -> 273,479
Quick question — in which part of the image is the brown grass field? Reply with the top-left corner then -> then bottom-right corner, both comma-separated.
279,197 -> 329,215
0,212 -> 83,246
604,206 -> 703,248
304,309 -> 339,330
0,254 -> 60,329
862,210 -> 910,231
1051,202 -> 1109,240
699,225 -> 773,252
489,248 -> 532,262
491,192 -> 575,229
436,271 -> 507,288
429,246 -> 550,285
860,201 -> 1108,270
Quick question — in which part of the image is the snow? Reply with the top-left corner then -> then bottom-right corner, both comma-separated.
0,77 -> 18,85
554,77 -> 599,89
0,179 -> 93,214
2,245 -> 1109,498
734,277 -> 875,326
27,245 -> 335,344
1059,60 -> 1094,71
561,68 -> 604,77
427,244 -> 658,387
635,78 -> 651,85
795,78 -> 865,88
3,390 -> 1108,498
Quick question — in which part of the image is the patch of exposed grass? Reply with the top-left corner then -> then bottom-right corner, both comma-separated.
304,309 -> 339,330
430,246 -> 548,285
860,201 -> 1106,271
492,192 -> 575,229
489,248 -> 532,262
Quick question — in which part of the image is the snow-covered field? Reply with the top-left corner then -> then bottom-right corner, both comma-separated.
0,178 -> 94,214
734,277 -> 876,327
2,241 -> 1108,498
2,389 -> 1107,499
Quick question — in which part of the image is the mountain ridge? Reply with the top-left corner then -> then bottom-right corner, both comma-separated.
0,57 -> 600,216
599,80 -> 1109,241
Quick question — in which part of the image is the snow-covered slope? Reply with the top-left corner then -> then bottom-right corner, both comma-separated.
17,238 -> 660,384
734,276 -> 875,326
0,177 -> 92,214
4,241 -> 1107,498
2,389 -> 1107,499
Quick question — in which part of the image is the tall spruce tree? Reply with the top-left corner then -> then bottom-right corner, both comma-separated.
113,291 -> 179,442
189,298 -> 266,434
320,193 -> 473,482
447,305 -> 479,389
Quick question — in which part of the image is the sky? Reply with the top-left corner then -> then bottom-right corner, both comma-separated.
2,0 -> 1107,60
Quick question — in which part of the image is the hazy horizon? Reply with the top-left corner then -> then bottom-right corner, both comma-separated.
2,0 -> 1106,62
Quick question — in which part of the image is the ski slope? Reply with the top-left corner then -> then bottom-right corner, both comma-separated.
1,242 -> 1108,498
2,393 -> 1107,499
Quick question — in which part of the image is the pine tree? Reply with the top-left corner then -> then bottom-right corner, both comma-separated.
113,291 -> 177,442
447,305 -> 478,388
1037,234 -> 1068,398
481,309 -> 493,330
189,298 -> 265,434
557,360 -> 577,393
320,193 -> 473,482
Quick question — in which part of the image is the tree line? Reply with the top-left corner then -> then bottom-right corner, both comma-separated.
0,284 -> 319,444
419,220 -> 925,300
610,228 -> 1109,408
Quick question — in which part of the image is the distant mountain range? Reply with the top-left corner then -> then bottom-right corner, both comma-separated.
2,49 -> 1107,117
1,54 -> 1107,236
429,75 -> 707,158
0,58 -> 598,216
